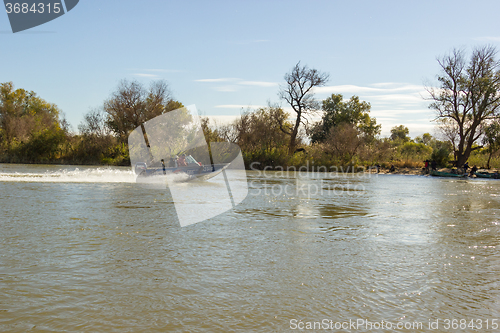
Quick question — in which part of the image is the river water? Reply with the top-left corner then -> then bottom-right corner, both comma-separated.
1,164 -> 499,332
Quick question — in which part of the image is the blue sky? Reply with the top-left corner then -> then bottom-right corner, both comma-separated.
2,0 -> 500,137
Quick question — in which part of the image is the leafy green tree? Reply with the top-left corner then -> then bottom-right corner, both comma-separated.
20,128 -> 66,162
482,120 -> 500,168
279,62 -> 329,154
428,46 -> 500,166
0,81 -> 63,145
0,81 -> 66,162
415,133 -> 433,145
431,146 -> 452,167
422,133 -> 432,145
323,123 -> 363,164
399,142 -> 432,161
390,125 -> 410,142
234,105 -> 292,152
310,94 -> 380,143
202,105 -> 294,167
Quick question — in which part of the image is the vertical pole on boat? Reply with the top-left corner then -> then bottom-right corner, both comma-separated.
140,124 -> 155,166
208,143 -> 215,172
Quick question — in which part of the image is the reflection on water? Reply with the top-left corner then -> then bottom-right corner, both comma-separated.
1,165 -> 499,332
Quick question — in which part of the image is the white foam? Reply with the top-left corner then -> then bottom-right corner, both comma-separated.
0,166 -> 135,183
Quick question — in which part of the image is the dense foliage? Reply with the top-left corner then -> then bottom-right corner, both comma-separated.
3,49 -> 500,170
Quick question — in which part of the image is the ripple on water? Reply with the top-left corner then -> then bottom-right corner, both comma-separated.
1,167 -> 500,331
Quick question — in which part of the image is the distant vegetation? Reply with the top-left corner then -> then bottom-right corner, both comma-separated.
0,80 -> 181,166
1,45 -> 500,170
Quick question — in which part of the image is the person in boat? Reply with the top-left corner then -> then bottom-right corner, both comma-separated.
431,160 -> 437,171
463,162 -> 469,174
177,154 -> 188,167
424,160 -> 430,174
470,165 -> 477,177
185,154 -> 202,166
161,159 -> 166,174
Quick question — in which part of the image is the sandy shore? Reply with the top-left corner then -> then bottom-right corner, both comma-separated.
369,167 -> 424,175
367,167 -> 498,176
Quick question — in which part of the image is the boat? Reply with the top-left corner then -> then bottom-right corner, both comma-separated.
134,159 -> 229,182
128,106 -> 242,184
473,171 -> 500,179
474,171 -> 493,179
430,170 -> 467,178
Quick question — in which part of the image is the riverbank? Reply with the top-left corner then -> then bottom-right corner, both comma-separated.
371,166 -> 500,176
2,161 -> 499,178
374,167 -> 424,175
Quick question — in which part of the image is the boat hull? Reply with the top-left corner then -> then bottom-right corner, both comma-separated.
474,172 -> 492,178
430,170 -> 467,178
136,163 -> 229,182
474,172 -> 500,179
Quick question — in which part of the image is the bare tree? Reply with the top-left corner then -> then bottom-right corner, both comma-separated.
436,118 -> 460,162
279,62 -> 329,154
104,79 -> 181,142
78,108 -> 109,137
427,46 -> 500,166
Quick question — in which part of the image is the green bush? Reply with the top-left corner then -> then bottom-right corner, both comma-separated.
431,146 -> 452,167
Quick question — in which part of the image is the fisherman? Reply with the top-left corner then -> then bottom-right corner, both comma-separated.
177,154 -> 188,167
470,165 -> 477,177
161,159 -> 166,175
463,162 -> 469,174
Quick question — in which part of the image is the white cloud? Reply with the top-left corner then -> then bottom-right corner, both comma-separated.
195,78 -> 278,90
370,109 -> 432,117
133,73 -> 160,78
314,83 -> 424,95
239,81 -> 278,87
369,82 -> 401,88
195,78 -> 240,83
215,104 -> 265,109
368,94 -> 424,104
203,115 -> 241,125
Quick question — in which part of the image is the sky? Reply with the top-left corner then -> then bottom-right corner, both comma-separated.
1,0 -> 500,138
